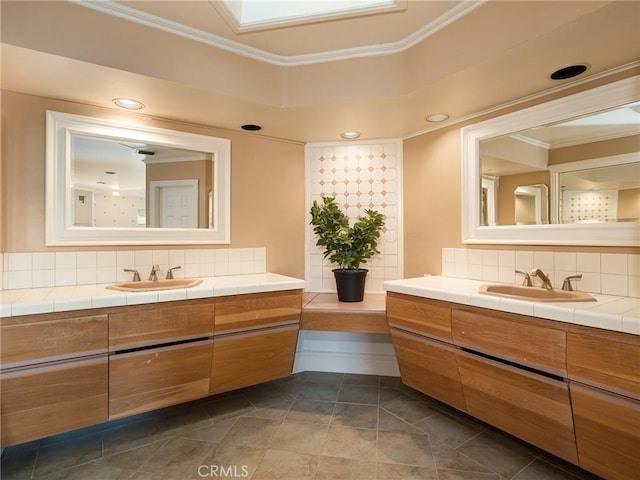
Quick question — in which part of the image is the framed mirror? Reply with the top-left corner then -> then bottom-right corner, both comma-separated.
46,111 -> 231,245
461,75 -> 639,246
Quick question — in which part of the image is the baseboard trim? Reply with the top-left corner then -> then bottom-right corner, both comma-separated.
293,350 -> 400,377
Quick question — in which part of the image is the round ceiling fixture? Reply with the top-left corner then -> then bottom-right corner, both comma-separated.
550,64 -> 589,80
112,98 -> 144,110
425,113 -> 450,123
340,131 -> 361,140
241,124 -> 262,131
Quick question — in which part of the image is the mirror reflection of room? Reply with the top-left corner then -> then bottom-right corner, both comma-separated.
479,101 -> 640,226
71,135 -> 213,229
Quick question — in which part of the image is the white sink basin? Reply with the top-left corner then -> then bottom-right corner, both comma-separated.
479,284 -> 596,302
106,278 -> 203,292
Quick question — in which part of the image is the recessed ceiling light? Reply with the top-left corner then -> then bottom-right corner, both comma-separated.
112,98 -> 145,110
341,131 -> 361,140
550,64 -> 589,80
425,113 -> 450,123
241,124 -> 262,131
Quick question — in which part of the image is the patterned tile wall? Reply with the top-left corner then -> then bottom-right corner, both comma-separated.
306,140 -> 403,293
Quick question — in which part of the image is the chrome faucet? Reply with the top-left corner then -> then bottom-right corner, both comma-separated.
124,268 -> 141,282
515,270 -> 533,286
562,274 -> 582,291
166,266 -> 181,279
148,264 -> 161,281
531,269 -> 553,290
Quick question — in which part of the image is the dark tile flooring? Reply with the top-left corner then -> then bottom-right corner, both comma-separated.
1,372 -> 601,480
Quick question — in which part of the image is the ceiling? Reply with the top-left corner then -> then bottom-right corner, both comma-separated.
1,0 -> 639,142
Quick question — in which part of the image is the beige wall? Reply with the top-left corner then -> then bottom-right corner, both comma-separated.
619,188 -> 640,222
497,171 -> 550,226
1,91 -> 306,279
402,72 -> 640,279
549,134 -> 640,165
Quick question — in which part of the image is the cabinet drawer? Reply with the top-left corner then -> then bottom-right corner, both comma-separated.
109,339 -> 213,419
1,314 -> 108,368
214,290 -> 302,333
458,352 -> 577,464
570,382 -> 640,480
210,325 -> 299,395
567,331 -> 640,400
1,356 -> 108,447
109,301 -> 215,350
386,293 -> 452,342
390,328 -> 466,411
452,309 -> 566,376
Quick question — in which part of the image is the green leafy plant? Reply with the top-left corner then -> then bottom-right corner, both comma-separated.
310,196 -> 385,269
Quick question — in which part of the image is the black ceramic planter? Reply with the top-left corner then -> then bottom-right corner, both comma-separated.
332,268 -> 368,302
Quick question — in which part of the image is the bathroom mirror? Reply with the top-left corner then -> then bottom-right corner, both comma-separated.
46,111 -> 231,245
462,75 -> 639,246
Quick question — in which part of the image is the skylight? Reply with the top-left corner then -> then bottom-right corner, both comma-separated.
220,0 -> 400,29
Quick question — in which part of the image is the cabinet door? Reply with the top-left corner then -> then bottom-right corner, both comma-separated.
109,301 -> 215,351
390,328 -> 466,411
452,308 -> 566,376
457,352 -> 578,464
109,339 -> 213,419
214,290 -> 302,334
570,382 -> 640,480
1,314 -> 108,368
1,356 -> 108,447
386,292 -> 452,342
567,331 -> 640,400
210,325 -> 298,395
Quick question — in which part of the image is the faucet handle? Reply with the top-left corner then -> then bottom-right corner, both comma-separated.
515,270 -> 532,286
166,266 -> 182,280
124,268 -> 141,282
562,274 -> 583,291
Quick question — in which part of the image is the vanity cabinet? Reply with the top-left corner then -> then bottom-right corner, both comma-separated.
107,300 -> 215,419
389,329 -> 466,410
109,339 -> 214,419
457,351 -> 577,463
386,293 -> 465,410
0,313 -> 109,447
451,307 -> 566,376
567,330 -> 640,479
210,290 -> 302,395
388,293 -> 640,476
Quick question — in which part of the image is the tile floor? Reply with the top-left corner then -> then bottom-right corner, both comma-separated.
1,372 -> 602,480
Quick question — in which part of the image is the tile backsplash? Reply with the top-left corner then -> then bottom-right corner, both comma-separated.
442,248 -> 639,298
1,248 -> 266,290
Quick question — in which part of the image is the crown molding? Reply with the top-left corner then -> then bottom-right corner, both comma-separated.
70,0 -> 485,67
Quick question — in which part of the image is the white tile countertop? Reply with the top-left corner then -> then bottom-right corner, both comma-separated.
384,276 -> 640,336
0,273 -> 305,318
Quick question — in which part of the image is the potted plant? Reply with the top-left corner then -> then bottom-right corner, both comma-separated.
310,196 -> 385,302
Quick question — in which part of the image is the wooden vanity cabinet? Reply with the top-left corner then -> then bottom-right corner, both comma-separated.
107,300 -> 215,419
210,290 -> 302,395
0,312 -> 109,447
457,351 -> 577,464
452,307 -> 567,376
387,293 -> 466,409
567,329 -> 640,479
1,357 -> 108,447
386,292 -> 452,342
109,339 -> 214,419
390,329 -> 466,410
